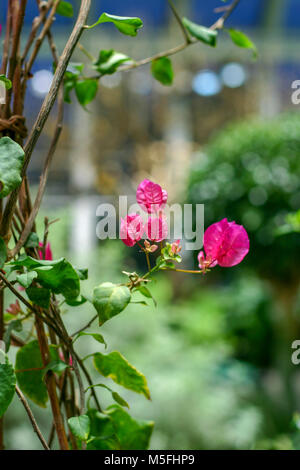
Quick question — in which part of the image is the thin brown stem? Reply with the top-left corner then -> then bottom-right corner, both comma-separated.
24,0 -> 60,75
167,0 -> 191,44
1,0 -> 92,239
71,314 -> 98,337
11,86 -> 64,258
21,0 -> 54,63
35,315 -> 69,450
92,0 -> 242,77
15,385 -> 50,450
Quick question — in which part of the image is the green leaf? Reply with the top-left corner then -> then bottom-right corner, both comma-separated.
68,415 -> 90,441
0,354 -> 16,417
0,237 -> 7,269
75,79 -> 98,107
136,286 -> 157,307
65,295 -> 87,306
16,271 -> 38,288
3,320 -> 22,352
0,75 -> 12,90
151,57 -> 174,86
75,332 -> 107,349
86,409 -> 121,449
75,268 -> 88,280
10,256 -> 80,301
26,287 -> 51,309
56,1 -> 74,17
182,18 -> 217,47
87,435 -> 121,450
93,282 -> 131,325
24,232 -> 39,248
86,383 -> 129,408
15,340 -> 58,407
43,360 -> 69,377
88,13 -> 143,37
226,28 -> 257,57
0,137 -> 25,198
93,50 -> 132,75
93,351 -> 150,399
106,405 -> 153,450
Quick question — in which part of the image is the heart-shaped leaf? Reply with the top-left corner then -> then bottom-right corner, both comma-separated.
0,137 -> 25,198
68,415 -> 90,441
93,282 -> 131,325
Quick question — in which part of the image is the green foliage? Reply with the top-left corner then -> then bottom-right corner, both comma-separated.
86,383 -> 129,408
63,63 -> 84,103
93,282 -> 131,325
87,406 -> 153,450
187,112 -> 300,281
88,13 -> 143,37
0,237 -> 7,268
16,271 -> 38,288
10,256 -> 80,301
93,50 -> 131,75
15,340 -> 57,407
3,320 -> 22,352
226,28 -> 257,57
0,137 -> 25,198
68,415 -> 91,441
93,351 -> 150,399
276,210 -> 300,236
182,18 -> 217,46
75,332 -> 107,349
135,285 -> 157,307
0,75 -> 12,90
24,232 -> 40,248
75,79 -> 98,107
151,57 -> 174,86
26,287 -> 51,309
0,354 -> 16,417
56,1 -> 74,18
43,360 -> 69,377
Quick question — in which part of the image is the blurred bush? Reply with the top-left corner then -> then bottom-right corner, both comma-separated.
187,112 -> 300,282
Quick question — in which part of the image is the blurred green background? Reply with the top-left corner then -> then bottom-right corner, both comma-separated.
2,0 -> 300,449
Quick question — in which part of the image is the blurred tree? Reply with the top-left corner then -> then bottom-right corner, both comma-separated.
187,112 -> 300,283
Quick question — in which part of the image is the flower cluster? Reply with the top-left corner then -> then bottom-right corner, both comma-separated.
121,179 -> 249,273
121,179 -> 168,248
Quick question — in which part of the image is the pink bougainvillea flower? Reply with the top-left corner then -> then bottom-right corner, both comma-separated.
38,242 -> 53,260
59,350 -> 73,367
202,218 -> 249,268
144,240 -> 158,253
197,251 -> 218,272
145,216 -> 168,242
171,239 -> 182,255
120,213 -> 144,247
136,179 -> 168,214
6,299 -> 22,316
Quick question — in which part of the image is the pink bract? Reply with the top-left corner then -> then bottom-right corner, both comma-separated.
145,216 -> 168,242
120,213 -> 144,247
203,218 -> 249,268
136,179 -> 168,214
38,242 -> 53,261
